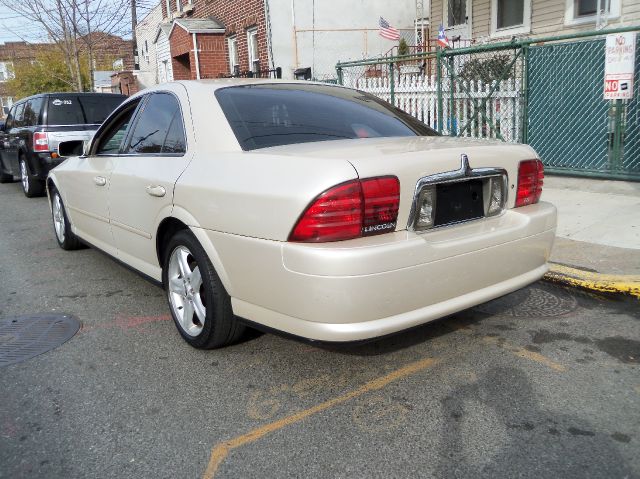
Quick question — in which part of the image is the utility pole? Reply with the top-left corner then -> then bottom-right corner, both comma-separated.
131,0 -> 139,69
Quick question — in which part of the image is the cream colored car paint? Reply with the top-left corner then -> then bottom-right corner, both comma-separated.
49,79 -> 557,342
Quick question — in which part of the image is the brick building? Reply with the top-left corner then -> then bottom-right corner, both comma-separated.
159,0 -> 272,80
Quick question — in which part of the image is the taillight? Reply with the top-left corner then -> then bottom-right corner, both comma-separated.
33,132 -> 49,152
289,176 -> 400,243
515,159 -> 544,207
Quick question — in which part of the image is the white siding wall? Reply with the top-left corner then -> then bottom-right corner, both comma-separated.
135,4 -> 163,88
155,29 -> 174,83
268,0 -> 420,80
433,0 -> 640,44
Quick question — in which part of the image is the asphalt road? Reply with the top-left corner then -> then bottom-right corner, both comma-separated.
1,180 -> 639,479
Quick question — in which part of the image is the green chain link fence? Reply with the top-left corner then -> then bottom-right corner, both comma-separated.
336,26 -> 640,181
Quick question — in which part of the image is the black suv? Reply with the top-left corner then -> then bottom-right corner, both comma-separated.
0,92 -> 126,197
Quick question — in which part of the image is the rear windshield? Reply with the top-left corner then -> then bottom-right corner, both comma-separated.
215,84 -> 438,151
46,95 -> 126,125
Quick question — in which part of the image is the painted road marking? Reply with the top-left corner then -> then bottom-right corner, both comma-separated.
444,321 -> 567,372
201,357 -> 439,479
545,263 -> 640,298
482,336 -> 567,372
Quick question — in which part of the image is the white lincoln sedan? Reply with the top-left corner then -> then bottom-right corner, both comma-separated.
47,80 -> 556,349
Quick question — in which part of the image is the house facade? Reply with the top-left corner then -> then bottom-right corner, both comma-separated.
432,0 -> 640,43
136,3 -> 164,88
141,0 -> 421,84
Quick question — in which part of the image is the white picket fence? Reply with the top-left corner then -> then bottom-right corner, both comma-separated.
346,74 -> 523,143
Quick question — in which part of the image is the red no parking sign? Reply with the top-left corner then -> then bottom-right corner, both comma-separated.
604,32 -> 636,100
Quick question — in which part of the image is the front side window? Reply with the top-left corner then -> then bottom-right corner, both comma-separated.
5,105 -> 15,129
124,93 -> 186,155
247,28 -> 259,72
228,36 -> 238,74
12,103 -> 25,128
215,84 -> 438,151
95,101 -> 140,155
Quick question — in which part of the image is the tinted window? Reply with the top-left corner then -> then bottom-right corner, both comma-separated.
215,84 -> 438,151
95,101 -> 140,155
5,106 -> 15,129
47,97 -> 83,125
12,103 -> 25,128
46,95 -> 125,125
162,110 -> 186,154
23,97 -> 43,126
79,95 -> 126,124
125,93 -> 185,155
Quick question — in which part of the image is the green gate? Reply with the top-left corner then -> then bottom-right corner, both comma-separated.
528,40 -> 610,175
622,36 -> 640,177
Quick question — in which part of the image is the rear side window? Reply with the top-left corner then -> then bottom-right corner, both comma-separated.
46,95 -> 125,125
215,84 -> 438,151
124,93 -> 186,155
23,97 -> 43,126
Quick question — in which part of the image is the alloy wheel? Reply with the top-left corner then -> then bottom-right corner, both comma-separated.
52,194 -> 66,243
20,160 -> 29,193
167,245 -> 207,337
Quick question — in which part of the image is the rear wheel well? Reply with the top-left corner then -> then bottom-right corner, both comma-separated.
157,218 -> 189,269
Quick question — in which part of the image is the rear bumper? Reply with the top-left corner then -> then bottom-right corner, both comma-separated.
199,201 -> 557,342
33,152 -> 64,179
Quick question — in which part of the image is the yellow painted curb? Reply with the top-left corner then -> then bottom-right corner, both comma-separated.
544,263 -> 640,299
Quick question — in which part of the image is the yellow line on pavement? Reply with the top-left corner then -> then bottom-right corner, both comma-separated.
201,357 -> 439,479
481,335 -> 567,372
544,264 -> 640,298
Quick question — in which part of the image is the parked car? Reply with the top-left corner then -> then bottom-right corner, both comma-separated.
48,80 -> 556,349
0,92 -> 126,196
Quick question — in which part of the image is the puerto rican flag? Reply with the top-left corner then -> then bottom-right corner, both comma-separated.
379,17 -> 401,41
437,24 -> 450,48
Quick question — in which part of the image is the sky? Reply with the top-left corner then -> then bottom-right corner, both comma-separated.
0,0 -> 159,44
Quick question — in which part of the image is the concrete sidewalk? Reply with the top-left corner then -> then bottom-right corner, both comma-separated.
541,175 -> 640,297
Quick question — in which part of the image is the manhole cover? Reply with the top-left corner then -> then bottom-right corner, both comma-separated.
0,314 -> 80,367
473,284 -> 579,317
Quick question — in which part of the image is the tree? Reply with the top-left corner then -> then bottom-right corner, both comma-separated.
6,48 -> 90,99
0,0 -> 129,92
398,38 -> 409,56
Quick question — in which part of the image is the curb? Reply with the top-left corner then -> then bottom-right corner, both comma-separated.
543,263 -> 640,299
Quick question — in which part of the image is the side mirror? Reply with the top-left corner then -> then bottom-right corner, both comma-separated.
58,140 -> 88,158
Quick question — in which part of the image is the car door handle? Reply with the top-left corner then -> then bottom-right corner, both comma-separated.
145,185 -> 166,197
93,176 -> 107,186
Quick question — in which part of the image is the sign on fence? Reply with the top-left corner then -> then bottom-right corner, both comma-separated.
604,32 -> 636,100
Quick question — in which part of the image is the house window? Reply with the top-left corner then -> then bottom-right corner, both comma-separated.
165,0 -> 170,17
565,0 -> 620,25
491,0 -> 531,37
247,28 -> 259,72
176,0 -> 182,11
228,36 -> 238,74
447,0 -> 466,27
0,71 -> 5,81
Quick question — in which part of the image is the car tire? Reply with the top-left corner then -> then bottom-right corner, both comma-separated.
163,229 -> 245,349
50,188 -> 82,250
20,156 -> 44,197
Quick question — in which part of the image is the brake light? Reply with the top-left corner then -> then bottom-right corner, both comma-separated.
289,176 -> 400,242
515,159 -> 544,207
33,132 -> 49,152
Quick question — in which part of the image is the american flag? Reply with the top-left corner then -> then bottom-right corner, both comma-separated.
379,17 -> 400,41
437,24 -> 450,48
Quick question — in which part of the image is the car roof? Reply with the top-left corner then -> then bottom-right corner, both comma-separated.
138,78 -> 346,97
